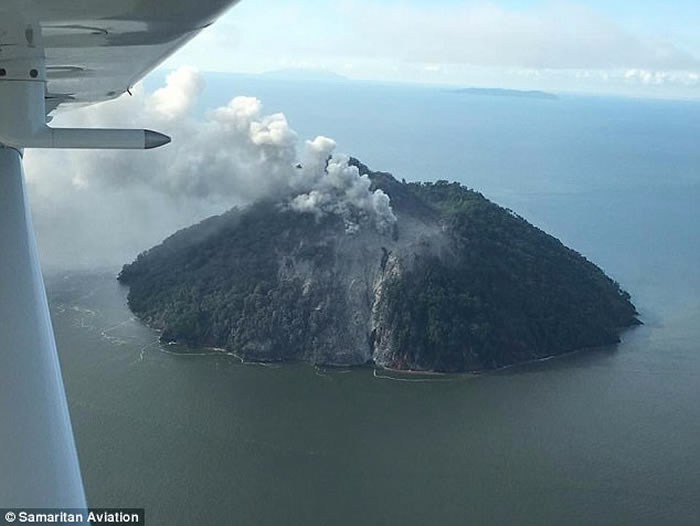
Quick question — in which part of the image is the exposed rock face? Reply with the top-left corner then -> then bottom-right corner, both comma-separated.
118,160 -> 640,372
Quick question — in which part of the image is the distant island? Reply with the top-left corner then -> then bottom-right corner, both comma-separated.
118,160 -> 638,373
258,68 -> 349,82
453,87 -> 558,100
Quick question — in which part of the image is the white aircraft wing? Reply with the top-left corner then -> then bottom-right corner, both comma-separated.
1,0 -> 241,113
0,0 -> 241,510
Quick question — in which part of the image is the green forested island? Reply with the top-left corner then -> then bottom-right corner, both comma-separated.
118,160 -> 639,372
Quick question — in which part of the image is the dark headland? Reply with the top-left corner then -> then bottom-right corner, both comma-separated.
118,160 -> 639,373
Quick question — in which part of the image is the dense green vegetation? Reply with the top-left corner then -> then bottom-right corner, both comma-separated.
119,162 -> 639,372
119,202 -> 346,361
376,179 -> 639,371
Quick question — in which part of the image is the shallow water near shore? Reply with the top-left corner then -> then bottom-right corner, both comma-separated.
48,80 -> 700,525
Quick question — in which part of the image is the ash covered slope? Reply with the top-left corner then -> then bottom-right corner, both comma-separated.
118,160 -> 639,372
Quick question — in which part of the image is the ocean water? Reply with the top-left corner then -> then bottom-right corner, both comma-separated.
50,77 -> 699,525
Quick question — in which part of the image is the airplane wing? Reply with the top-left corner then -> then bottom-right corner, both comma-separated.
0,0 -> 241,510
1,0 -> 241,114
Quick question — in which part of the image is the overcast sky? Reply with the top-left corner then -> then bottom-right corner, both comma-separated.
162,0 -> 700,99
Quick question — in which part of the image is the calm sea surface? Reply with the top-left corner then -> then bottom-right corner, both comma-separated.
49,78 -> 700,525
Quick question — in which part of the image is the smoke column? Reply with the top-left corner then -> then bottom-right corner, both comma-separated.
24,67 -> 395,269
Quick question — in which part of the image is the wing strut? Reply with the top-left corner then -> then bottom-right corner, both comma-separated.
0,0 -> 240,510
0,146 -> 88,509
0,17 -> 166,512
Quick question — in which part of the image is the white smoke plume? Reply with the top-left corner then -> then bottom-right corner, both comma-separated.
289,138 -> 395,234
25,67 -> 395,269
